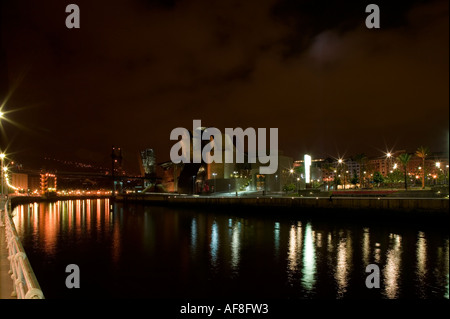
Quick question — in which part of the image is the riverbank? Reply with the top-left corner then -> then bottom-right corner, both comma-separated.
9,195 -> 111,209
116,193 -> 446,209
114,193 -> 449,220
8,193 -> 449,224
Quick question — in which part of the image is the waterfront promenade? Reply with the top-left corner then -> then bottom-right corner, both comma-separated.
115,193 -> 449,213
0,204 -> 44,300
8,192 -> 449,218
0,217 -> 14,299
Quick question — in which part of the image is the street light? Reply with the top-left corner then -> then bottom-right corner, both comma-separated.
233,171 -> 238,196
212,172 -> 217,193
337,158 -> 345,189
345,170 -> 349,190
192,175 -> 196,195
384,152 -> 393,177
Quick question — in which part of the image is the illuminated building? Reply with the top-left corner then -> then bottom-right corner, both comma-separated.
139,148 -> 156,176
139,148 -> 157,189
40,171 -> 57,195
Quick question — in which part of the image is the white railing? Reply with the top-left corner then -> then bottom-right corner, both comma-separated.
2,200 -> 44,299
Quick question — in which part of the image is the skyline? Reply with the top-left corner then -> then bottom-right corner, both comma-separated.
1,0 -> 448,174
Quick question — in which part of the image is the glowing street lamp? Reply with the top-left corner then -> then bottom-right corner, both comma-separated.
385,152 -> 393,175
336,158 -> 345,189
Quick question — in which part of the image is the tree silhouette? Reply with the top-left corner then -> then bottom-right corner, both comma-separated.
415,146 -> 430,189
353,153 -> 368,188
397,153 -> 412,191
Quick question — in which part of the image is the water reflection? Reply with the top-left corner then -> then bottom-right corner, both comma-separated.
230,221 -> 241,272
210,221 -> 219,268
11,200 -> 450,299
287,222 -> 302,283
191,218 -> 197,253
274,222 -> 280,257
111,204 -> 122,264
416,231 -> 427,297
383,233 -> 402,299
302,223 -> 316,292
362,228 -> 370,266
335,232 -> 352,299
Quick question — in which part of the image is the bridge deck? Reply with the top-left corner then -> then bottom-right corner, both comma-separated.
0,224 -> 14,299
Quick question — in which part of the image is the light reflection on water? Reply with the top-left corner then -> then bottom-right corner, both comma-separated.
416,231 -> 427,298
230,221 -> 241,272
302,223 -> 316,293
383,233 -> 402,299
335,232 -> 352,298
287,222 -> 302,283
210,221 -> 219,268
274,222 -> 280,258
11,200 -> 450,299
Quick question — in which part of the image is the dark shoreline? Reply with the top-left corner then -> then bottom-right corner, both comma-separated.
9,194 -> 449,227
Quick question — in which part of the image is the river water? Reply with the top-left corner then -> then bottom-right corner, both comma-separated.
12,199 -> 449,299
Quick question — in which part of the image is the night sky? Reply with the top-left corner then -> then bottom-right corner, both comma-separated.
1,0 -> 448,173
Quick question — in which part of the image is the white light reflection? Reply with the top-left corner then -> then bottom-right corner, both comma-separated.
383,233 -> 402,299
327,232 -> 333,253
210,221 -> 219,267
302,223 -> 316,292
274,222 -> 280,257
362,227 -> 370,266
287,222 -> 302,283
230,222 -> 241,271
335,231 -> 352,299
416,231 -> 427,297
374,242 -> 381,264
